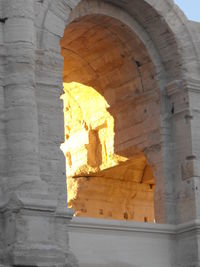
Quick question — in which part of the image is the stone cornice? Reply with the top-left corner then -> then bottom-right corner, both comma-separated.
165,80 -> 182,96
0,193 -> 74,221
165,79 -> 200,97
69,217 -> 200,236
69,217 -> 176,235
176,219 -> 200,234
184,78 -> 200,93
0,193 -> 57,213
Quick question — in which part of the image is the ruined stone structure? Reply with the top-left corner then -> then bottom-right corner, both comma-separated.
0,0 -> 200,266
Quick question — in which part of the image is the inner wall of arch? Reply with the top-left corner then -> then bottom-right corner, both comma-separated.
60,15 -> 162,222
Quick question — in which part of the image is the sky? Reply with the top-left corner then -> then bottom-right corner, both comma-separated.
174,0 -> 200,21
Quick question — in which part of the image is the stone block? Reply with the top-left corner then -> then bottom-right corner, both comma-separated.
4,18 -> 34,44
1,193 -> 74,267
182,159 -> 200,180
3,0 -> 34,19
44,11 -> 66,37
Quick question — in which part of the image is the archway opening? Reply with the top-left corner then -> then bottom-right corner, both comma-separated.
60,14 -> 161,223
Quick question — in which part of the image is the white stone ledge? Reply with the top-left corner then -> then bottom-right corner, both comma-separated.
69,217 -> 176,235
69,217 -> 200,236
176,219 -> 200,234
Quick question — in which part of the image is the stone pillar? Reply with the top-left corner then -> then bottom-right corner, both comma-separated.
0,0 -> 7,262
0,1 -> 6,194
165,80 -> 197,224
165,80 -> 200,267
35,49 -> 67,209
3,0 -> 45,193
0,1 -> 76,267
187,79 -> 200,219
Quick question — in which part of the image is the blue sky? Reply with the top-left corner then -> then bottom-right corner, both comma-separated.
174,0 -> 200,21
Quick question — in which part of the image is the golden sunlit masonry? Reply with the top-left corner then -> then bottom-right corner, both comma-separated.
61,82 -> 155,221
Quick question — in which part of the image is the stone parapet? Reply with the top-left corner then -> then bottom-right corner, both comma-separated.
69,217 -> 200,267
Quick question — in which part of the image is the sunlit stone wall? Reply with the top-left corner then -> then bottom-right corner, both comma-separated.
61,82 -> 155,222
61,82 -> 115,177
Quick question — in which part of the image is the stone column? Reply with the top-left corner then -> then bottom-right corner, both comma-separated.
165,80 -> 200,267
0,2 -> 75,267
0,1 -> 6,195
3,0 -> 46,193
187,79 -> 200,219
165,80 -> 197,224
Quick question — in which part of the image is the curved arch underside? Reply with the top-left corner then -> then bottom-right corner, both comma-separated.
60,14 -> 163,222
35,0 -> 200,225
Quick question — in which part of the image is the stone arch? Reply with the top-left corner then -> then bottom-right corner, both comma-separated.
37,0 -> 199,80
34,0 -> 200,224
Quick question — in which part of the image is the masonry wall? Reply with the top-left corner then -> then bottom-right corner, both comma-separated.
69,218 -> 176,267
0,1 -> 200,267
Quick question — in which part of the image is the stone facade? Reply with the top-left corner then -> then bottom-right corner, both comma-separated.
0,0 -> 200,267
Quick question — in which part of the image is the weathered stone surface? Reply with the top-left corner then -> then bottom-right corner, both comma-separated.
0,0 -> 200,267
61,82 -> 155,222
